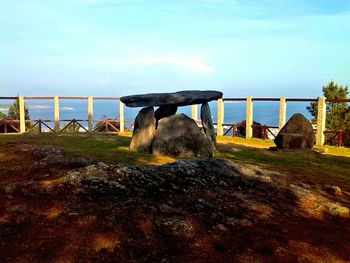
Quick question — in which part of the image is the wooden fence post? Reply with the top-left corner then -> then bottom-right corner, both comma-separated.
191,104 -> 198,121
316,96 -> 326,146
246,96 -> 253,139
54,96 -> 60,132
88,96 -> 93,132
19,96 -> 26,133
119,100 -> 124,133
279,97 -> 286,130
217,98 -> 224,136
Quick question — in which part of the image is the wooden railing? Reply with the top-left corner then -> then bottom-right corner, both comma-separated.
0,96 -> 125,134
1,96 -> 349,146
216,97 -> 350,146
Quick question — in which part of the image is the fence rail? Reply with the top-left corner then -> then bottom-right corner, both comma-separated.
217,96 -> 339,146
1,95 -> 349,146
0,96 -> 125,134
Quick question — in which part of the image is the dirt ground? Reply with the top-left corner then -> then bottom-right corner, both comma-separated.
0,142 -> 349,263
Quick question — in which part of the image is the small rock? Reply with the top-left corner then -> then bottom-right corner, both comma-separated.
325,185 -> 341,196
4,185 -> 15,194
159,204 -> 182,214
160,217 -> 195,238
97,162 -> 109,170
325,202 -> 349,218
68,212 -> 80,218
226,217 -> 252,227
260,176 -> 272,183
85,165 -> 99,176
216,224 -> 229,232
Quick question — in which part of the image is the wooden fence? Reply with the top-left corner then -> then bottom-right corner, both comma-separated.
0,96 -> 124,133
1,95 -> 349,146
215,97 -> 350,147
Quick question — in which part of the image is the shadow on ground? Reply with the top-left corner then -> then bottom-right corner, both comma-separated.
0,143 -> 349,262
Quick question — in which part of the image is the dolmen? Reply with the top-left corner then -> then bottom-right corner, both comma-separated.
274,113 -> 314,149
120,90 -> 223,157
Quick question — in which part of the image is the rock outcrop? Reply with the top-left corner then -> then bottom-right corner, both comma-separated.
274,113 -> 314,149
152,114 -> 213,157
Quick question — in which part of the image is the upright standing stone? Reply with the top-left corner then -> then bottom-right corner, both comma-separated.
130,106 -> 156,153
200,102 -> 216,149
154,105 -> 178,127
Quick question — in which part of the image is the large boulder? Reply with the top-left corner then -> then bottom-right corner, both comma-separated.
120,90 -> 223,107
274,113 -> 314,149
130,106 -> 156,153
151,114 -> 213,157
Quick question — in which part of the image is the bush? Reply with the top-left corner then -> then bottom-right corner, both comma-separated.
236,120 -> 264,138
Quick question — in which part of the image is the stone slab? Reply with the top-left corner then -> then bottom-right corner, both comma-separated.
120,90 -> 223,107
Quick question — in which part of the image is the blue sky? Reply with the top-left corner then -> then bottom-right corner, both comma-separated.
0,0 -> 349,97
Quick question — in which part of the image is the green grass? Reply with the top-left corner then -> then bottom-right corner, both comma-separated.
217,136 -> 275,148
1,133 -> 349,190
0,133 -> 175,165
215,138 -> 350,191
324,145 -> 350,157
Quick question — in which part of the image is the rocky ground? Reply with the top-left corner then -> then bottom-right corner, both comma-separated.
0,143 -> 349,262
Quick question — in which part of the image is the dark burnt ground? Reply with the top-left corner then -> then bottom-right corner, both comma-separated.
0,143 -> 349,263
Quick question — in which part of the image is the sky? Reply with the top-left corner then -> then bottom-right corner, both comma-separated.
0,0 -> 349,97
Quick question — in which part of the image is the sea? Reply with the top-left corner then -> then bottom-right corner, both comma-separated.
0,99 -> 313,131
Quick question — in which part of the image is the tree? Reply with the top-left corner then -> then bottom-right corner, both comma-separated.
307,81 -> 350,145
307,81 -> 350,130
0,111 -> 4,118
7,98 -> 30,120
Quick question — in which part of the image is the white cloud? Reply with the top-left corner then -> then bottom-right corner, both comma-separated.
95,56 -> 214,74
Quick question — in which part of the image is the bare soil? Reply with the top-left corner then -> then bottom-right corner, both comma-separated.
0,142 -> 349,263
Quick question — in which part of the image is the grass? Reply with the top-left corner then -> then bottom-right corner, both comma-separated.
1,133 -> 350,190
324,145 -> 350,157
216,136 -> 350,191
218,136 -> 350,157
0,133 -> 175,165
217,136 -> 275,148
